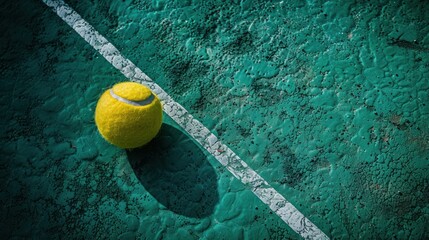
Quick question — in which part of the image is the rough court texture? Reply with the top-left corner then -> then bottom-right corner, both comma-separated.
1,0 -> 428,239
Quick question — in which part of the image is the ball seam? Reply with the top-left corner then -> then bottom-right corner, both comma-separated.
109,89 -> 154,106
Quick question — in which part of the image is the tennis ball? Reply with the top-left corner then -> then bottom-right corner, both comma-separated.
95,82 -> 163,149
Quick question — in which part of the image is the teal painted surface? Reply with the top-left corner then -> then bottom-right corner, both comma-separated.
1,0 -> 428,239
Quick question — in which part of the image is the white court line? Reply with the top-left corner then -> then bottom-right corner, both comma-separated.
42,0 -> 329,239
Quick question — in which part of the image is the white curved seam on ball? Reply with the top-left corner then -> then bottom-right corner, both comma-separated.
109,89 -> 154,106
42,1 -> 330,239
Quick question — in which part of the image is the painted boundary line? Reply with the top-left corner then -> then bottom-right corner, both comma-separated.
42,0 -> 329,239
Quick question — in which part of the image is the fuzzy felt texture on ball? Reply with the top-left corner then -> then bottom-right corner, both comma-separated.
95,82 -> 163,149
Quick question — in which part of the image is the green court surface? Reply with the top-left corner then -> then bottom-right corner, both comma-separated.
1,0 -> 428,239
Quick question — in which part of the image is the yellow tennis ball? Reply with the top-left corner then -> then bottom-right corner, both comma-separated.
95,82 -> 163,149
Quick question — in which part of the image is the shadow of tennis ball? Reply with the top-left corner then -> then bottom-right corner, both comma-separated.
127,123 -> 219,218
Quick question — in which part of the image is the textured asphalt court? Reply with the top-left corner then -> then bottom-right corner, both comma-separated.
42,0 -> 327,238
1,0 -> 428,239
